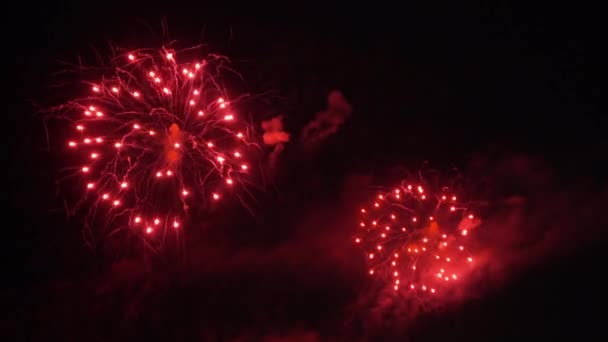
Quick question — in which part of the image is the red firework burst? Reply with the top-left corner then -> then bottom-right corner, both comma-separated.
57,46 -> 259,241
354,179 -> 482,297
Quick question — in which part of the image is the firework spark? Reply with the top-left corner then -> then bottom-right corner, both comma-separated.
57,47 -> 259,242
354,179 -> 481,298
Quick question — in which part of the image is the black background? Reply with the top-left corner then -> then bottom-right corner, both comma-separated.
8,2 -> 607,340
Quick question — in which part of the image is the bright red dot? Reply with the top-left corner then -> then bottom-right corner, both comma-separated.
68,141 -> 77,147
212,193 -> 220,200
76,125 -> 84,131
146,227 -> 153,234
462,229 -> 468,236
86,183 -> 94,189
113,200 -> 120,206
82,166 -> 89,173
154,218 -> 160,225
226,179 -> 233,185
173,221 -> 179,228
134,216 -> 141,223
120,182 -> 128,189
128,54 -> 135,60
102,193 -> 109,200
198,110 -> 204,116
241,164 -> 248,170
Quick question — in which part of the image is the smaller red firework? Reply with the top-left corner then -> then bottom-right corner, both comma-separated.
354,180 -> 481,297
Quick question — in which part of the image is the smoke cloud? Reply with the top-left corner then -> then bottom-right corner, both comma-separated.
300,90 -> 352,148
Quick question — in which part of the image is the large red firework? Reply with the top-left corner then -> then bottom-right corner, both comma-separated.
354,178 -> 482,298
56,46 -> 259,244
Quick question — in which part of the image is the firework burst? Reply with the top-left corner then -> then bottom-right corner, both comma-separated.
55,46 -> 260,245
354,177 -> 482,299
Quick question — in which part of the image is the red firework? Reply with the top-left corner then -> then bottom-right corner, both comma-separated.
57,46 -> 259,241
354,180 -> 482,297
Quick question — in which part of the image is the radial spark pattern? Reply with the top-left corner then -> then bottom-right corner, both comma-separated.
354,181 -> 481,296
60,47 -> 258,239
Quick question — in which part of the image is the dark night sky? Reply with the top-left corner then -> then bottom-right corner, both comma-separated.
7,2 -> 608,341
